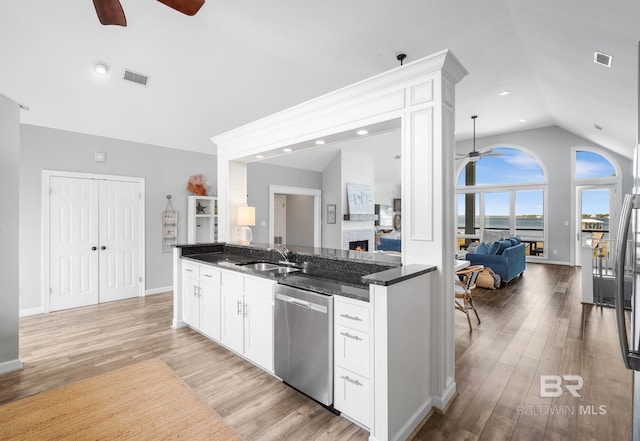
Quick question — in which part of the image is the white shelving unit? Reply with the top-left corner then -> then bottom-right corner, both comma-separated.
187,196 -> 218,244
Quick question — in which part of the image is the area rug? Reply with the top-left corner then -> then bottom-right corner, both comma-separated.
0,358 -> 242,440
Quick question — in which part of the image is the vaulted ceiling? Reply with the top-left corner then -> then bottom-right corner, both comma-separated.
1,1 -> 639,158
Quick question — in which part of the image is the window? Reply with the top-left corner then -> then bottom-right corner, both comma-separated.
456,146 -> 547,257
575,150 -> 616,179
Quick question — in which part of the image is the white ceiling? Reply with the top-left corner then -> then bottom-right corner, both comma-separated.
1,0 -> 639,160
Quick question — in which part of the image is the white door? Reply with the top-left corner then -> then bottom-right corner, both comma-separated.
49,177 -> 100,311
98,180 -> 141,302
575,185 -> 614,266
48,175 -> 142,311
274,194 -> 286,244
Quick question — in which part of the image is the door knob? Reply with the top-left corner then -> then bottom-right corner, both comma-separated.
91,246 -> 97,251
101,246 -> 106,250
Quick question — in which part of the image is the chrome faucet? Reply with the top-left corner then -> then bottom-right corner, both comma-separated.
268,244 -> 290,263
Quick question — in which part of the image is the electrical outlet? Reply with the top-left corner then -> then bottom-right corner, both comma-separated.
553,249 -> 558,255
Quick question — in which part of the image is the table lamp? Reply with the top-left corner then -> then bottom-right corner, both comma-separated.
237,206 -> 255,245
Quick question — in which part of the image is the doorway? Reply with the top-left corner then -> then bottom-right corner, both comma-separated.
269,185 -> 321,247
43,171 -> 145,312
575,185 -> 614,266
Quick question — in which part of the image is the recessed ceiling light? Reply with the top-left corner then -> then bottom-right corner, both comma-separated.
519,118 -> 526,123
498,90 -> 510,96
315,140 -> 326,145
283,148 -> 293,153
357,129 -> 368,135
594,51 -> 612,67
255,154 -> 264,159
94,62 -> 109,75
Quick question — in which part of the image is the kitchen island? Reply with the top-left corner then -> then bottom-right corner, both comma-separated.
173,242 -> 437,441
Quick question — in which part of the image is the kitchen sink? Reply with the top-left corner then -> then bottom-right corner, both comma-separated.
239,261 -> 300,273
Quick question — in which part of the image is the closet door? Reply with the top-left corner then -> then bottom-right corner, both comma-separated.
98,180 -> 141,303
49,177 -> 100,311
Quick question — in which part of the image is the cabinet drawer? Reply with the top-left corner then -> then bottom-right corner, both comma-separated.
221,270 -> 244,291
244,276 -> 274,299
335,325 -> 369,377
334,366 -> 370,427
335,298 -> 370,333
182,261 -> 200,279
200,266 -> 220,285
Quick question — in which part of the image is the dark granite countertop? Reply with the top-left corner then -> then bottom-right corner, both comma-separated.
178,243 -> 435,302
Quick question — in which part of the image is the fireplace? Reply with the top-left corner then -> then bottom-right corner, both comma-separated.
349,240 -> 369,252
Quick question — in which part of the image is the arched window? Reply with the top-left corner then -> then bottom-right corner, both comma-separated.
575,150 -> 616,179
456,146 -> 547,258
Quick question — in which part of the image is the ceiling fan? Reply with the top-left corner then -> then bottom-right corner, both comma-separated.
93,0 -> 205,27
456,115 -> 503,162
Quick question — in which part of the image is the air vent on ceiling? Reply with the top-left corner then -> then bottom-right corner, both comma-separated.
594,51 -> 612,67
123,69 -> 150,86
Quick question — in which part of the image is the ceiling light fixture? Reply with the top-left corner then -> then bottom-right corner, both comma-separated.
94,62 -> 109,75
357,129 -> 368,135
499,90 -> 510,96
283,148 -> 293,153
315,140 -> 326,145
255,154 -> 264,159
397,53 -> 407,66
519,118 -> 526,123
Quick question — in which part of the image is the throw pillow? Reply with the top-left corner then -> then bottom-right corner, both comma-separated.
475,242 -> 489,254
488,241 -> 501,255
497,239 -> 512,255
513,236 -> 523,244
507,237 -> 518,246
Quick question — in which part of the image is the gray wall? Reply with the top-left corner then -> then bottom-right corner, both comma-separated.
20,125 -> 217,312
285,195 -> 315,247
455,125 -> 633,264
246,162 -> 322,244
322,151 -> 342,249
0,95 -> 20,370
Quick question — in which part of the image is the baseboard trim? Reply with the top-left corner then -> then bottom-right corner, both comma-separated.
432,380 -> 457,412
392,398 -> 433,441
145,286 -> 172,296
19,307 -> 43,318
0,358 -> 23,375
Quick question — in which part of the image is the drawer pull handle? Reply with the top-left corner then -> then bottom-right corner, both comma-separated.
203,274 -> 213,278
340,332 -> 362,341
340,313 -> 362,321
341,375 -> 362,386
185,268 -> 193,272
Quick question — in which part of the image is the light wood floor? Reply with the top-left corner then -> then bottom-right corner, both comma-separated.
0,263 -> 633,440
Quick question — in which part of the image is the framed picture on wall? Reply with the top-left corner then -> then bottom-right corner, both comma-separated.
393,198 -> 401,212
327,204 -> 336,224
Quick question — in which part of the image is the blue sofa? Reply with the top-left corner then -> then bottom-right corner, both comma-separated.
378,237 -> 401,253
466,237 -> 526,284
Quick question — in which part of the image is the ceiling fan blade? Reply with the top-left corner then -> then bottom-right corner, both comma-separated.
157,0 -> 205,16
93,0 -> 127,26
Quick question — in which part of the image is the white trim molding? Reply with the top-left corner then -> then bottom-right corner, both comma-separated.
145,286 -> 172,296
0,358 -> 23,375
268,185 -> 321,247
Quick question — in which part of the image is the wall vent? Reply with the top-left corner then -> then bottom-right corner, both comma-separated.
123,69 -> 150,86
594,51 -> 612,67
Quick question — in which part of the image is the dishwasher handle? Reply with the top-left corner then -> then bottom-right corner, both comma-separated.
276,293 -> 328,314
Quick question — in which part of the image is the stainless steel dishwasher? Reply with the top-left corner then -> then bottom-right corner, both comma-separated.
274,284 -> 333,406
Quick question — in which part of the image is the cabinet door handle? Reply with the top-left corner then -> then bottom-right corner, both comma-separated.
341,375 -> 362,386
340,313 -> 363,322
91,246 -> 97,251
237,300 -> 242,315
243,302 -> 248,317
340,331 -> 362,341
100,246 -> 106,250
193,286 -> 199,297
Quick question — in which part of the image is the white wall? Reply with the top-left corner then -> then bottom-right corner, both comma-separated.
455,125 -> 633,264
0,95 -> 21,372
246,162 -> 322,244
375,182 -> 401,206
19,125 -> 217,313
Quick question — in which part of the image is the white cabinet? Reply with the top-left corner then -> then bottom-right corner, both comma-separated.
334,296 -> 371,428
181,261 -> 221,340
219,269 -> 275,372
187,196 -> 218,244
